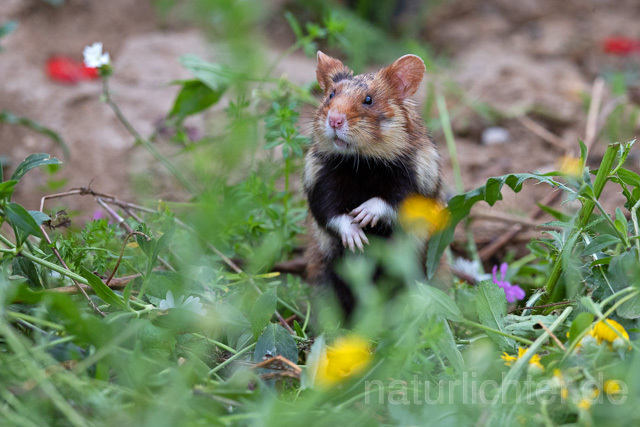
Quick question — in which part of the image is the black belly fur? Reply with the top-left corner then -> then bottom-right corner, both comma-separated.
307,153 -> 417,240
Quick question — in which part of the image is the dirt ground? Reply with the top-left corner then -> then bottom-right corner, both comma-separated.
1,0 -> 639,260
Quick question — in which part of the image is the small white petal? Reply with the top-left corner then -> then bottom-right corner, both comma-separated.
83,42 -> 110,68
159,290 -> 175,310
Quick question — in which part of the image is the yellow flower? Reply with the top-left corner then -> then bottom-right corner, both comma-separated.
589,319 -> 629,345
501,347 -> 544,371
399,195 -> 450,237
557,155 -> 582,177
553,369 -> 569,399
316,336 -> 371,386
577,398 -> 591,410
604,380 -> 623,396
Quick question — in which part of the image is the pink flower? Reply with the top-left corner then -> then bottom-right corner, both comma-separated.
492,263 -> 525,303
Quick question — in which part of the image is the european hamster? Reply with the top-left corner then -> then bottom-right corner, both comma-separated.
304,51 -> 442,315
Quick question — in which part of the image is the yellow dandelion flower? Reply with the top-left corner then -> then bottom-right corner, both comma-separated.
500,347 -> 544,371
557,155 -> 582,177
399,195 -> 450,237
604,380 -> 622,396
316,336 -> 371,387
501,352 -> 517,366
577,398 -> 591,410
589,318 -> 629,344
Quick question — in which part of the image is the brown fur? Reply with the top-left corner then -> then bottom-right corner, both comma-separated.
304,52 -> 442,311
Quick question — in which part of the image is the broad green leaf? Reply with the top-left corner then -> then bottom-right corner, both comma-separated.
476,281 -> 514,349
250,288 -> 277,339
79,266 -> 127,309
617,167 -> 640,188
414,282 -> 462,321
5,202 -> 42,240
11,257 -> 43,289
29,210 -> 51,226
581,234 -> 622,256
432,319 -> 464,372
0,180 -> 17,200
179,55 -> 234,93
168,79 -> 223,118
504,314 -> 560,339
253,323 -> 298,364
568,312 -> 594,344
617,292 -> 640,319
135,318 -> 176,359
10,153 -> 62,181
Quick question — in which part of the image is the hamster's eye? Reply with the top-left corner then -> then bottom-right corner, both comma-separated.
329,91 -> 335,99
363,95 -> 373,105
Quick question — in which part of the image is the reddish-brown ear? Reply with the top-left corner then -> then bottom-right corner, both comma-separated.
316,51 -> 351,93
380,54 -> 425,99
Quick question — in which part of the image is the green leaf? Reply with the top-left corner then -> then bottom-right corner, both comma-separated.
537,202 -> 572,222
9,153 -> 62,181
413,282 -> 462,321
617,167 -> 640,188
476,281 -> 514,349
29,210 -> 51,226
178,55 -> 234,93
568,312 -> 594,344
433,319 -> 464,372
168,79 -> 223,119
135,318 -> 176,359
581,234 -> 622,256
426,172 -> 561,278
79,266 -> 127,309
250,288 -> 277,339
253,323 -> 298,364
0,180 -> 17,200
301,334 -> 325,390
5,202 -> 42,242
11,257 -> 43,289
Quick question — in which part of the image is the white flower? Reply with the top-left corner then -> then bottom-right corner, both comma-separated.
158,290 -> 206,316
452,257 -> 492,282
83,42 -> 110,68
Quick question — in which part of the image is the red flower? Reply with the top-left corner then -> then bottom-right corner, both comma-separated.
603,36 -> 640,56
46,56 -> 99,84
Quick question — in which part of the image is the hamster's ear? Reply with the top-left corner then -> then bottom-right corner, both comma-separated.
316,51 -> 351,93
380,54 -> 425,99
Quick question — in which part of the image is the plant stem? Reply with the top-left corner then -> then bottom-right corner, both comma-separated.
461,319 -> 535,347
20,251 -> 88,285
6,311 -> 64,331
437,93 -> 463,193
192,333 -> 237,354
101,77 -> 198,196
208,343 -> 256,376
544,143 -> 620,302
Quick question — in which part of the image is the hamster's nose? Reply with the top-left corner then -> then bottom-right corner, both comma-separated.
328,111 -> 346,129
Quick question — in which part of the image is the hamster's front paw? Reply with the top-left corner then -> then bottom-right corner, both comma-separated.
350,197 -> 395,228
328,214 -> 370,252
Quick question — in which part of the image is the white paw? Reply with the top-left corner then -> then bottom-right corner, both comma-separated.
350,197 -> 395,229
328,214 -> 370,252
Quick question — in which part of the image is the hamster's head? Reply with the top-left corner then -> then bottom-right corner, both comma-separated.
313,51 -> 426,159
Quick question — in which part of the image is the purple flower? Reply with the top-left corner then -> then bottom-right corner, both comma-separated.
492,263 -> 525,303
